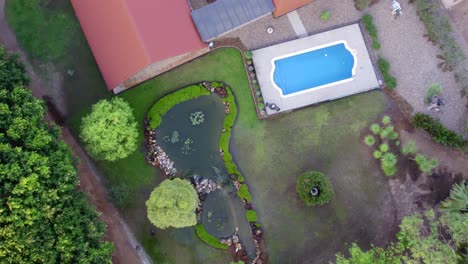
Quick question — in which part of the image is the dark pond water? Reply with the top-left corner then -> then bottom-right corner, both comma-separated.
157,95 -> 256,257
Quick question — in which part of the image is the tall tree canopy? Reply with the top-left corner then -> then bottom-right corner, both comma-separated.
0,47 -> 113,263
146,178 -> 199,229
80,97 -> 138,161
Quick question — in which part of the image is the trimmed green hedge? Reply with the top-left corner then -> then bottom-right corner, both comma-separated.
377,58 -> 397,89
246,210 -> 258,222
413,113 -> 467,149
238,184 -> 252,203
195,224 -> 228,250
296,171 -> 334,206
362,14 -> 381,50
147,84 -> 210,128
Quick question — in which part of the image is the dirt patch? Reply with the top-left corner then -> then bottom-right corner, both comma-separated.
449,0 -> 468,47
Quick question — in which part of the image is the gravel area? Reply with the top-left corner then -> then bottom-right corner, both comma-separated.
368,1 -> 468,136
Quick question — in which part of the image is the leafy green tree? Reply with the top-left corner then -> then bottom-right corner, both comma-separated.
146,178 -> 199,229
0,47 -> 29,89
0,47 -> 112,262
80,97 -> 138,161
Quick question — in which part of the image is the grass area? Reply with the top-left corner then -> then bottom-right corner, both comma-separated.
195,224 -> 229,250
6,0 -> 77,62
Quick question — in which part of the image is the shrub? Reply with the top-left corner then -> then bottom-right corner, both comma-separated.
244,51 -> 253,59
246,210 -> 258,222
402,141 -> 417,154
372,40 -> 381,50
195,224 -> 228,249
389,131 -> 399,141
146,178 -> 199,229
425,83 -> 442,104
364,135 -> 376,146
382,115 -> 391,125
110,183 -> 130,209
238,184 -> 252,203
380,126 -> 394,140
362,14 -> 381,50
355,0 -> 373,10
378,57 -> 397,89
321,10 -> 331,21
211,81 -> 222,88
80,97 -> 138,161
413,113 -> 467,149
373,150 -> 382,159
381,153 -> 397,176
379,143 -> 389,153
148,84 -> 210,128
370,123 -> 381,134
415,154 -> 439,173
257,103 -> 265,110
296,171 -> 334,206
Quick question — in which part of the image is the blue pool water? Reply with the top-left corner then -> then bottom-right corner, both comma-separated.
273,43 -> 355,95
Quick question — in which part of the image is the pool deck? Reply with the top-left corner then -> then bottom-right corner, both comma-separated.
252,23 -> 380,115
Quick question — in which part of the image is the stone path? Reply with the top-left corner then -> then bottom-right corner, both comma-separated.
287,10 -> 307,37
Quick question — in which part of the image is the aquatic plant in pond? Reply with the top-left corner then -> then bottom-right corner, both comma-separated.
181,138 -> 194,155
190,111 -> 205,126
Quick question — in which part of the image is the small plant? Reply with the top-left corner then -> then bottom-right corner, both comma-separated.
380,126 -> 394,140
257,103 -> 265,110
378,57 -> 397,89
372,40 -> 381,50
364,135 -> 376,146
355,0 -> 373,11
389,131 -> 399,141
370,123 -> 381,135
379,143 -> 389,153
402,141 -> 417,154
170,130 -> 179,143
382,115 -> 391,125
425,83 -> 442,104
296,171 -> 334,206
246,210 -> 258,222
181,138 -> 194,155
211,81 -> 222,88
320,10 -> 331,21
414,154 -> 439,173
190,111 -> 205,126
244,51 -> 253,59
373,150 -> 382,159
362,14 -> 381,50
381,152 -> 397,176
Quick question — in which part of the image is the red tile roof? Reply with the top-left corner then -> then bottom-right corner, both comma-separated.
272,0 -> 314,17
71,0 -> 206,90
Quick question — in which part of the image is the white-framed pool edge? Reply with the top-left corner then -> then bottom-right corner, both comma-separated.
269,40 -> 358,98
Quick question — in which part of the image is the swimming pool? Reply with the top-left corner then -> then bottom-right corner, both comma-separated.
272,41 -> 356,96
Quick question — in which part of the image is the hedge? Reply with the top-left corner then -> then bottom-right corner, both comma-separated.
362,14 -> 381,50
195,224 -> 228,250
377,57 -> 397,89
147,84 -> 210,128
246,210 -> 258,222
296,171 -> 334,206
413,113 -> 467,149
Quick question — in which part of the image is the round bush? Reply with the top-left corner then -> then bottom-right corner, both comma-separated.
296,171 -> 334,206
364,135 -> 375,146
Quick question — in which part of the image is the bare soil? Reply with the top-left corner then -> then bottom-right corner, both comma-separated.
0,1 -> 145,262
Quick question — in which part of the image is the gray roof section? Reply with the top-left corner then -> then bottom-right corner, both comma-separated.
191,0 -> 275,41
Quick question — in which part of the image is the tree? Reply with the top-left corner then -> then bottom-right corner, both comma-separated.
0,47 -> 29,89
0,47 -> 112,263
146,178 -> 199,229
80,97 -> 138,161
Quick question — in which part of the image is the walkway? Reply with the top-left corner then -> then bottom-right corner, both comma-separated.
287,10 -> 307,37
0,1 -> 149,263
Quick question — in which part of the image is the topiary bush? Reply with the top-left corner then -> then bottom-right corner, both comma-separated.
296,171 -> 334,206
413,113 -> 467,149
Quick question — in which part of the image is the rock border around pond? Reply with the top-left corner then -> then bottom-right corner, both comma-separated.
144,81 -> 267,264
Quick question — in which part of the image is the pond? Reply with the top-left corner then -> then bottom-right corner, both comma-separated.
156,95 -> 256,258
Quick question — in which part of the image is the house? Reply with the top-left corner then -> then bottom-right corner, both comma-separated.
71,0 -> 313,93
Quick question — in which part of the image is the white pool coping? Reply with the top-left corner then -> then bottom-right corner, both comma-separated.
270,40 -> 358,98
253,23 -> 380,115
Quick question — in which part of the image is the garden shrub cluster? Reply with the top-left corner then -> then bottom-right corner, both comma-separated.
354,0 -> 373,10
296,171 -> 334,206
147,84 -> 210,128
195,224 -> 228,250
0,47 -> 113,262
362,14 -> 381,50
416,0 -> 468,91
401,141 -> 439,174
378,58 -> 397,89
413,113 -> 467,149
365,116 -> 400,176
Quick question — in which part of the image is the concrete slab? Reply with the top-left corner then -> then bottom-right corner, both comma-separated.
252,23 -> 380,115
287,11 -> 307,37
